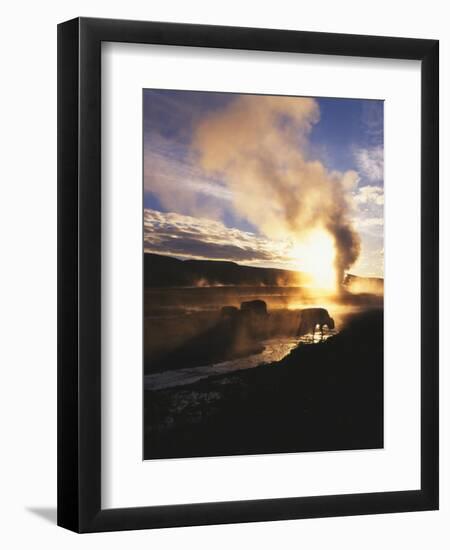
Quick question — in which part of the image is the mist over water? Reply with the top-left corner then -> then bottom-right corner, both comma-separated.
144,285 -> 382,388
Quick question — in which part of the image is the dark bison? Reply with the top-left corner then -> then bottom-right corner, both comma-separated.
240,300 -> 268,316
296,308 -> 335,340
219,300 -> 269,339
220,305 -> 240,319
240,300 -> 268,339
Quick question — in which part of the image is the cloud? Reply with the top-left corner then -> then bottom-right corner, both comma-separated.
352,185 -> 384,240
144,209 -> 293,266
354,185 -> 384,206
144,135 -> 232,220
350,236 -> 384,278
354,217 -> 384,231
355,146 -> 384,182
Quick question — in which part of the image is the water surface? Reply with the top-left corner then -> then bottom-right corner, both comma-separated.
144,331 -> 336,391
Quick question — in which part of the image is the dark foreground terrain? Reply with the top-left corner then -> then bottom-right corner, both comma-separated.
144,309 -> 383,459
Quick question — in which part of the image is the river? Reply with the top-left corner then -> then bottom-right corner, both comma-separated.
144,330 -> 337,391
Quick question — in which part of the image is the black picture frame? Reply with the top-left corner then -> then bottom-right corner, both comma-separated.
57,17 -> 439,533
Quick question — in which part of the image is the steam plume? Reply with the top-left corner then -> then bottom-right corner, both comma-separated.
192,95 -> 360,288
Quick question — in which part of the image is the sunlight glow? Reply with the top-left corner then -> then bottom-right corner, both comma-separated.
291,230 -> 336,291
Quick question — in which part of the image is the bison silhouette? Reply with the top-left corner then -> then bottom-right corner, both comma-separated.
219,300 -> 269,340
240,300 -> 268,316
296,307 -> 335,341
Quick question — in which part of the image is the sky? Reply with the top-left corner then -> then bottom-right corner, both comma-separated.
143,89 -> 384,279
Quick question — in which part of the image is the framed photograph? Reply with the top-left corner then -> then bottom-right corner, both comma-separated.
57,17 -> 439,532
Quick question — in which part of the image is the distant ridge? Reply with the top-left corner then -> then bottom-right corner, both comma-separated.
144,253 -> 311,288
344,273 -> 384,294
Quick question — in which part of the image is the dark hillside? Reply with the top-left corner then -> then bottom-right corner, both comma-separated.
144,253 -> 310,287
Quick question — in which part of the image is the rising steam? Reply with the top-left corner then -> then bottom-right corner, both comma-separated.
192,95 -> 361,289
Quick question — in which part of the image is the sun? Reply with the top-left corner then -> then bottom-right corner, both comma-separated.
291,230 -> 336,290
